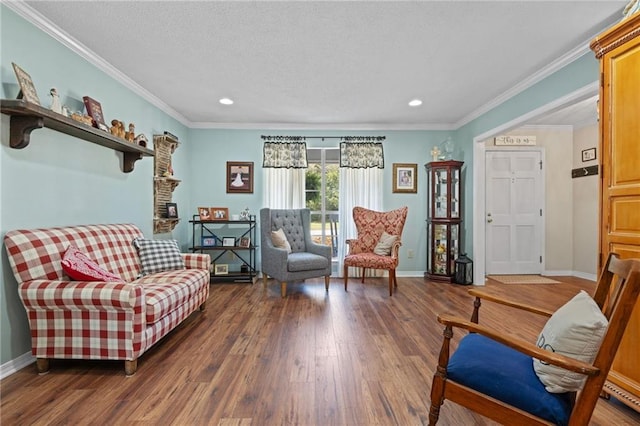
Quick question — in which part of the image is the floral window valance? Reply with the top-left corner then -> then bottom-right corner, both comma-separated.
262,137 -> 308,168
339,138 -> 385,169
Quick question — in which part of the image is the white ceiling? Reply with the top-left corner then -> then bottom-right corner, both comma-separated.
18,1 -> 626,129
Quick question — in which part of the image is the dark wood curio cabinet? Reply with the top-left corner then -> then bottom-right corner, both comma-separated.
425,160 -> 463,282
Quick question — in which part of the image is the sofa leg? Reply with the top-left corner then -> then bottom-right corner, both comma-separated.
281,282 -> 287,298
325,275 -> 330,292
36,358 -> 50,375
263,273 -> 268,287
199,301 -> 207,311
125,359 -> 137,376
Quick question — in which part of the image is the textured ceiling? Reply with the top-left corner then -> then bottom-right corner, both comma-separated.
21,1 -> 626,129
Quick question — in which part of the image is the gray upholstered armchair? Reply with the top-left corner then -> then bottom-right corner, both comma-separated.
260,208 -> 332,297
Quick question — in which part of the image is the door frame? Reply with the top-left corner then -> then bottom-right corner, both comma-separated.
472,82 -> 598,285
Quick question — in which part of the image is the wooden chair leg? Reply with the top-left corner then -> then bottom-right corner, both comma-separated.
199,301 -> 207,311
36,358 -> 50,375
361,267 -> 366,283
389,270 -> 394,296
124,359 -> 137,377
325,275 -> 330,292
263,273 -> 268,287
344,264 -> 349,291
429,325 -> 453,425
281,282 -> 287,298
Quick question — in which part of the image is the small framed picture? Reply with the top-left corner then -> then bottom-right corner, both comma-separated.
201,236 -> 217,247
211,207 -> 229,221
198,207 -> 212,221
582,147 -> 596,162
239,237 -> 251,248
82,96 -> 107,130
393,163 -> 418,193
166,202 -> 178,218
226,161 -> 254,193
214,264 -> 229,275
11,62 -> 40,105
222,237 -> 236,247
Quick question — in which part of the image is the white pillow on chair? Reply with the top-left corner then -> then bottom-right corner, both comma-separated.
373,231 -> 397,256
533,290 -> 608,393
271,228 -> 292,253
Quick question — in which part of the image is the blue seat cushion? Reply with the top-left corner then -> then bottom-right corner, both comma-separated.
447,333 -> 573,426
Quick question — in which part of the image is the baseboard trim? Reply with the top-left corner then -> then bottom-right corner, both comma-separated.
0,352 -> 35,380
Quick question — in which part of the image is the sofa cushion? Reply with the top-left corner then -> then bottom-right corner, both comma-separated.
61,245 -> 123,282
133,238 -> 185,276
287,252 -> 329,272
134,268 -> 209,323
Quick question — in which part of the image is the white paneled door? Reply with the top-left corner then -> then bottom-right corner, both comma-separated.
485,150 -> 543,274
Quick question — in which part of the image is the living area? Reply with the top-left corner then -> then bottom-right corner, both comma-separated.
2,2 -> 640,425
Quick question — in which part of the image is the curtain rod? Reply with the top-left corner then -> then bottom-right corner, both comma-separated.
261,135 -> 385,142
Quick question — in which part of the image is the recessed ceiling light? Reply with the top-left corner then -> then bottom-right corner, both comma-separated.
409,99 -> 422,107
219,98 -> 234,105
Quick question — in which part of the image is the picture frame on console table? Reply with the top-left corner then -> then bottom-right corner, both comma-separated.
211,207 -> 229,221
226,161 -> 254,193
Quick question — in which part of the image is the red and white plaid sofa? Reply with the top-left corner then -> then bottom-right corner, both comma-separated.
4,224 -> 210,376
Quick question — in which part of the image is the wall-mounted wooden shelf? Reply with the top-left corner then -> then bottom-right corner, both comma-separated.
1,99 -> 154,173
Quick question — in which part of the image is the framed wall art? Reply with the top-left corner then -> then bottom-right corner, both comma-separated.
211,207 -> 229,220
11,62 -> 40,105
227,161 -> 254,193
393,163 -> 418,193
582,147 -> 596,162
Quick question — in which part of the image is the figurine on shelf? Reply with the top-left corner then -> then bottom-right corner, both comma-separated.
125,123 -> 135,143
110,119 -> 120,136
134,133 -> 148,148
430,146 -> 441,162
163,160 -> 174,177
239,207 -> 250,220
49,88 -> 62,114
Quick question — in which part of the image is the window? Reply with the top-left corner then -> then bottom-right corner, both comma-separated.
306,148 -> 340,258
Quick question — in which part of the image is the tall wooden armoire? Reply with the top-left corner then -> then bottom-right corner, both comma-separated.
590,11 -> 640,412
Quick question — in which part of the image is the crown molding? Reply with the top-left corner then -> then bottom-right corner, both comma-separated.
187,121 -> 455,131
5,1 -> 191,128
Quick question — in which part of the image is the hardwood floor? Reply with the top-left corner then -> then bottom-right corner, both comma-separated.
2,276 -> 640,425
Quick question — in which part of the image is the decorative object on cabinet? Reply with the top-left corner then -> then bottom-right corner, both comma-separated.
190,214 -> 257,283
153,133 -> 181,234
226,161 -> 254,193
166,202 -> 178,218
11,62 -> 40,105
425,160 -> 464,282
211,207 -> 229,220
240,207 -> 250,220
0,99 -> 153,172
581,147 -> 596,162
198,207 -> 212,221
590,12 -> 640,413
49,88 -> 62,114
392,163 -> 417,193
82,96 -> 108,131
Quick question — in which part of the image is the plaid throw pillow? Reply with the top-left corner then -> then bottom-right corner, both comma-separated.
133,238 -> 185,275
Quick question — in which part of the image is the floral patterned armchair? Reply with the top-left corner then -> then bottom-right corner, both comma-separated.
343,206 -> 408,296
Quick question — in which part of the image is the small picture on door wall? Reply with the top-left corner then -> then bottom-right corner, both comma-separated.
582,147 -> 596,162
227,161 -> 254,193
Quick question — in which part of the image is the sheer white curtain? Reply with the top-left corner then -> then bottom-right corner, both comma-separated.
263,168 -> 306,209
337,167 -> 383,276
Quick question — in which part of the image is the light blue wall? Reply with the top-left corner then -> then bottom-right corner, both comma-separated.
0,3 -> 600,367
185,129 -> 451,272
0,6 -> 188,364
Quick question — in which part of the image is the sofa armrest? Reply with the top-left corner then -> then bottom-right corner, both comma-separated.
183,253 -> 211,270
19,279 -> 142,311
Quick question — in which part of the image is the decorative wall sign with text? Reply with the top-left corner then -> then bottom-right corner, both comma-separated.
494,135 -> 537,146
